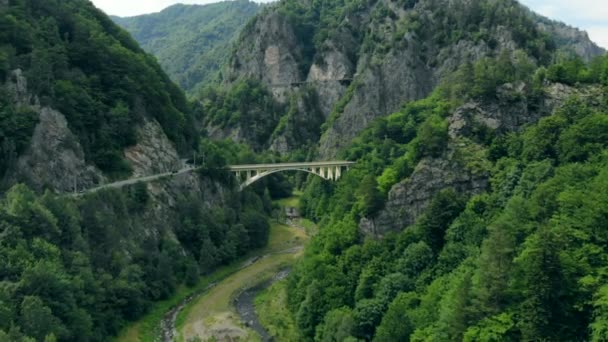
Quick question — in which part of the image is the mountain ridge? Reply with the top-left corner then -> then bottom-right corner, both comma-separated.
112,0 -> 261,94
217,0 -> 604,157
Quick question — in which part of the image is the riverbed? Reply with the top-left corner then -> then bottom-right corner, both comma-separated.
116,196 -> 310,342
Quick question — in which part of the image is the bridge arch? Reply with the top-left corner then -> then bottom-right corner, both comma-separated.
230,161 -> 354,191
240,168 -> 328,189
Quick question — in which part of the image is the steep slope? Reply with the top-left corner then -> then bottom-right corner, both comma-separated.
1,0 -> 200,192
112,0 -> 260,94
290,50 -> 608,341
217,0 -> 603,157
0,1 -> 273,340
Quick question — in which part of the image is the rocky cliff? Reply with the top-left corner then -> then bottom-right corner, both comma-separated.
2,70 -> 106,192
221,0 -> 604,157
2,70 -> 181,192
360,81 -> 605,236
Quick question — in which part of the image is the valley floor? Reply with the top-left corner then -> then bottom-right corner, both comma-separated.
177,222 -> 307,341
116,194 -> 309,342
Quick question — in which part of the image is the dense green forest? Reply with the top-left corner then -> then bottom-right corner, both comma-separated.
2,0 -> 608,340
288,53 -> 608,341
0,177 -> 272,341
0,0 -> 197,178
113,0 -> 259,94
0,0 -> 278,340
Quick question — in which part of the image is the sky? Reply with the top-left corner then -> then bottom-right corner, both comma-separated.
90,0 -> 607,49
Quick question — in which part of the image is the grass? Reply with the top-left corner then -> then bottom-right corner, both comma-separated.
275,190 -> 303,208
115,259 -> 255,342
254,280 -> 302,341
296,217 -> 319,236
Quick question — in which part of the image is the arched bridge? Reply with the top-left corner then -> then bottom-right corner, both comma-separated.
71,161 -> 355,196
230,161 -> 355,190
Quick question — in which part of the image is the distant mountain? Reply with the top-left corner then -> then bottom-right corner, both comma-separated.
112,0 -> 260,94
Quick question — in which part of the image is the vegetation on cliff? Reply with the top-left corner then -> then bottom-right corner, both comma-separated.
289,52 -> 608,341
0,0 -> 197,178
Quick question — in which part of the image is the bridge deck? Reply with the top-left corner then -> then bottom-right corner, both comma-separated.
229,161 -> 355,171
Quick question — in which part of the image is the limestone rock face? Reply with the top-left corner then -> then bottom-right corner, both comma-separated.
124,120 -> 181,177
226,10 -> 303,103
222,0 -> 603,157
3,70 -> 105,192
358,81 -> 604,237
1,69 -> 188,192
536,20 -> 605,62
359,150 -> 489,237
6,69 -> 36,106
319,44 -> 433,158
7,107 -> 106,193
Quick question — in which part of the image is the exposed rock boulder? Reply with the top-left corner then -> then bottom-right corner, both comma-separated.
124,119 -> 181,177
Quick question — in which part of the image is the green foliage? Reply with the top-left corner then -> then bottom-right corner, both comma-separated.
356,176 -> 384,218
443,49 -> 539,103
277,0 -> 372,75
0,94 -> 38,175
591,284 -> 608,341
0,0 -> 197,177
198,79 -> 285,147
0,180 -> 270,340
113,1 -> 260,94
412,114 -> 449,159
374,292 -> 417,342
545,55 -> 608,85
315,307 -> 356,342
289,59 -> 608,341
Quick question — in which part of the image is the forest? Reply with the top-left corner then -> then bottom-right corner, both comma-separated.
291,53 -> 608,341
0,0 -> 277,340
1,0 -> 608,340
112,0 -> 260,94
0,0 -> 197,179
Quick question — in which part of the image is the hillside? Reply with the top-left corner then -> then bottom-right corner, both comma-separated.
1,0 -> 201,191
0,1 -> 272,340
185,0 -> 608,340
290,57 -> 608,340
207,0 -> 604,156
112,0 -> 260,94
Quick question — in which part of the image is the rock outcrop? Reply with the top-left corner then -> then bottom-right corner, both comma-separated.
7,107 -> 106,193
227,11 -> 304,103
222,0 -> 604,157
534,17 -> 605,62
124,119 -> 181,177
358,80 -> 603,236
2,69 -> 187,192
360,150 -> 489,236
3,70 -> 106,192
